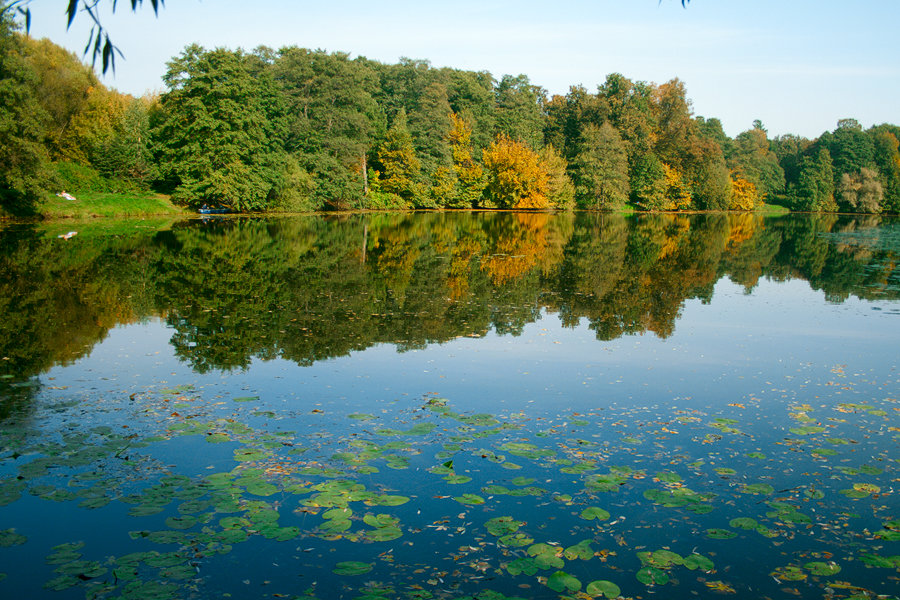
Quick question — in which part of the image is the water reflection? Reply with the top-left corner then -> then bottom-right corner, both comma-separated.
1,212 -> 898,381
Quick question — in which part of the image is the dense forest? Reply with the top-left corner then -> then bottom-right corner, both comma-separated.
1,8 -> 899,216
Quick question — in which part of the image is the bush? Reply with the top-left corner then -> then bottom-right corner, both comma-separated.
53,161 -> 142,194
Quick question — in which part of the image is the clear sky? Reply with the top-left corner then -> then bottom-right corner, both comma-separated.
23,0 -> 900,139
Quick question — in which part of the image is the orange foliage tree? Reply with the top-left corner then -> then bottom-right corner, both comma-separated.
481,134 -> 550,209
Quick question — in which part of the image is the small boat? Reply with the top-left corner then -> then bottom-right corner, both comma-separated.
198,205 -> 229,215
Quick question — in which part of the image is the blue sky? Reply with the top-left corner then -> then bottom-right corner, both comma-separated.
24,0 -> 899,139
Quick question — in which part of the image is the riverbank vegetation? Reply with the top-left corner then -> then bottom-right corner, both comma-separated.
1,7 -> 899,217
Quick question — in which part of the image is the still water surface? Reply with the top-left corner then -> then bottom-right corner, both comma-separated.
1,212 -> 898,600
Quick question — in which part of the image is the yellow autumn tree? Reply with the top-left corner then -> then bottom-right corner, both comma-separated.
729,175 -> 759,211
661,163 -> 692,210
482,134 -> 550,209
448,112 -> 485,208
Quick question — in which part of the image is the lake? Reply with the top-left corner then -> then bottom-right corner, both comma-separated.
1,211 -> 899,600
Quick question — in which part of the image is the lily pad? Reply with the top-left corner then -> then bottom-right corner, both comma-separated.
706,528 -> 737,539
579,507 -> 610,521
546,570 -> 581,593
636,566 -> 669,585
586,580 -> 621,599
333,561 -> 373,575
454,494 -> 485,505
683,553 -> 715,571
0,529 -> 27,547
804,561 -> 841,576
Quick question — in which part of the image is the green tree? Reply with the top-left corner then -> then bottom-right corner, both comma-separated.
0,9 -> 51,214
630,152 -> 666,210
828,118 -> 875,180
540,145 -> 575,210
274,48 -> 381,208
408,81 -> 453,177
494,74 -> 545,149
870,126 -> 900,213
448,112 -> 485,208
771,133 -> 812,194
727,124 -> 785,200
572,122 -> 630,210
153,45 -> 287,211
375,109 -> 423,207
793,148 -> 836,212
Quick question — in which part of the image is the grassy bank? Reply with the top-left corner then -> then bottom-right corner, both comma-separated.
755,202 -> 791,215
36,191 -> 185,219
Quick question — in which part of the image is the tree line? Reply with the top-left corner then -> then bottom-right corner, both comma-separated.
2,8 -> 899,216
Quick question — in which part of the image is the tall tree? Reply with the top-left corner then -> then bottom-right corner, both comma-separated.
825,118 -> 875,192
375,109 -> 423,207
793,148 -> 836,212
153,45 -> 287,211
727,124 -> 785,201
448,112 -> 485,208
0,9 -> 51,214
870,126 -> 900,213
540,145 -> 575,210
274,48 -> 381,205
572,122 -> 630,210
494,74 -> 545,149
408,82 -> 453,177
20,36 -> 97,161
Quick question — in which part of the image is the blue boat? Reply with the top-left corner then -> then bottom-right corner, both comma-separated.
198,205 -> 229,214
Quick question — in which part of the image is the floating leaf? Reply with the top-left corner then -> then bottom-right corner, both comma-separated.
579,507 -> 610,521
586,580 -> 621,599
365,526 -> 402,542
789,426 -> 825,435
164,516 -> 197,530
368,494 -> 409,507
333,561 -> 373,575
771,566 -> 806,581
706,528 -> 737,539
683,553 -> 714,571
454,494 -> 485,505
506,557 -> 538,576
485,516 -> 523,536
729,517 -> 759,530
564,540 -> 594,561
804,561 -> 841,576
546,570 -> 581,593
741,483 -> 774,495
233,448 -> 268,462
348,413 -> 375,421
636,566 -> 669,585
363,514 -> 398,529
444,475 -> 472,484
0,530 -> 27,547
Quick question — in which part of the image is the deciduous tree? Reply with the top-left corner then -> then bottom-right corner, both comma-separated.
154,45 -> 287,211
482,134 -> 549,210
572,122 -> 630,210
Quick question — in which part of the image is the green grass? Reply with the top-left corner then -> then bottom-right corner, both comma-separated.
755,202 -> 791,215
37,191 -> 185,219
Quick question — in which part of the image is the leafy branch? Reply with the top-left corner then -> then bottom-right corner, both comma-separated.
3,0 -> 164,74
